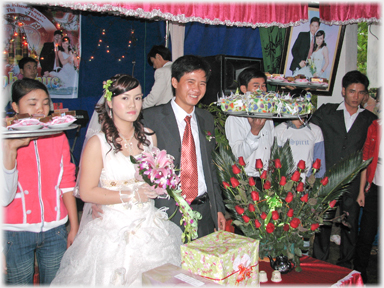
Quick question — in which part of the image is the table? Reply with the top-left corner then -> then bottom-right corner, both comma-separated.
259,256 -> 364,286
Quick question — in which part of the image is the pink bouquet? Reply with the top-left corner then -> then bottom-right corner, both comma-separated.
131,147 -> 201,243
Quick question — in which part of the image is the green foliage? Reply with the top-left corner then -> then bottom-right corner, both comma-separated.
357,22 -> 368,75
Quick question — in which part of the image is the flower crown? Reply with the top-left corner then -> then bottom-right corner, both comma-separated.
103,79 -> 113,101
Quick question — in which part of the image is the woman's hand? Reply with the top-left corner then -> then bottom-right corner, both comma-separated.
3,138 -> 37,170
120,183 -> 158,204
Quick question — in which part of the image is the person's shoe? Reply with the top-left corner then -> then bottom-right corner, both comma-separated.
330,234 -> 341,245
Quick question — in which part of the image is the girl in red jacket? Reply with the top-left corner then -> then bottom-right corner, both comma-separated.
2,78 -> 78,284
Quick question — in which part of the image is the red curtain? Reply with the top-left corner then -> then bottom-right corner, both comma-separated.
320,3 -> 381,25
54,2 -> 308,28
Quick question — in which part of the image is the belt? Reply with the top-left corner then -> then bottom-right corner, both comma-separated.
190,193 -> 209,205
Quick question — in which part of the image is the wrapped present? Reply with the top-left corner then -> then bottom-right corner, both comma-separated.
142,263 -> 220,286
181,231 -> 259,286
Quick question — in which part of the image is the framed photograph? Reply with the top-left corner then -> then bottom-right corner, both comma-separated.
280,6 -> 345,96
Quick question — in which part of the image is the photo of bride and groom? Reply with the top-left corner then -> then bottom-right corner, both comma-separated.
285,8 -> 344,82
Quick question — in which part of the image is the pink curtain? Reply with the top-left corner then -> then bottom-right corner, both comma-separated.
320,3 -> 381,25
53,2 -> 308,28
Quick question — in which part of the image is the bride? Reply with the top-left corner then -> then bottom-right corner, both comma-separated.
48,36 -> 79,87
293,30 -> 329,79
51,74 -> 182,286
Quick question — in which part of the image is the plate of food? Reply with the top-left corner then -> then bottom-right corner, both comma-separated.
3,124 -> 78,139
47,121 -> 77,129
10,124 -> 44,131
295,79 -> 309,84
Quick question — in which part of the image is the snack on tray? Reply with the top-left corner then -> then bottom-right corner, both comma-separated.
247,91 -> 276,113
220,93 -> 246,112
285,76 -> 295,82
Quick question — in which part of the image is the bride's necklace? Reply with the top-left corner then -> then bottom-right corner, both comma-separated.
119,132 -> 135,153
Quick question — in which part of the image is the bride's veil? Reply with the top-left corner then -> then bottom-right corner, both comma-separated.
75,95 -> 104,234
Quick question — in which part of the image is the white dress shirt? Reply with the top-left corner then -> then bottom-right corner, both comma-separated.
337,101 -> 364,132
171,99 -> 207,196
225,116 -> 275,177
143,61 -> 173,109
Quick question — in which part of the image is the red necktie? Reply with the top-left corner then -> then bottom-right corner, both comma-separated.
180,116 -> 198,203
307,36 -> 315,59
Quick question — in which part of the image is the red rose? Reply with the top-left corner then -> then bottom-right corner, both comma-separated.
329,200 -> 337,208
230,177 -> 240,188
263,180 -> 271,190
260,170 -> 267,179
266,223 -> 275,233
312,158 -> 321,170
238,156 -> 246,166
290,218 -> 301,229
235,205 -> 244,215
251,191 -> 259,201
242,215 -> 250,223
291,171 -> 301,182
255,159 -> 263,169
248,203 -> 255,212
279,176 -> 287,186
249,177 -> 256,186
232,164 -> 241,175
321,176 -> 329,186
311,223 -> 320,231
287,208 -> 294,217
283,224 -> 290,231
296,181 -> 304,192
255,219 -> 261,228
274,159 -> 282,169
260,212 -> 267,220
272,210 -> 279,220
300,193 -> 308,203
223,181 -> 230,189
297,160 -> 306,170
285,192 -> 293,203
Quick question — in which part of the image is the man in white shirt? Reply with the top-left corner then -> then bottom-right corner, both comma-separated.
142,45 -> 173,109
310,70 -> 377,268
225,69 -> 274,183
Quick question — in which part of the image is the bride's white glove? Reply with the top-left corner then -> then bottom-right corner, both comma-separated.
119,183 -> 158,204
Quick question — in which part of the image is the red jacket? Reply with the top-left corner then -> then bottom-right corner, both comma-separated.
362,120 -> 380,191
3,133 -> 76,232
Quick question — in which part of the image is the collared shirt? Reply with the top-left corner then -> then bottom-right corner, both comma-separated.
337,101 -> 364,132
171,99 -> 207,196
225,116 -> 274,177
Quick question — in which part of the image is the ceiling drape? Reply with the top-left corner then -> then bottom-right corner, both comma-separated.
319,3 -> 381,25
46,2 -> 309,28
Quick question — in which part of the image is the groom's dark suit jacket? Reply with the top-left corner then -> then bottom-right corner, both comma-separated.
290,31 -> 311,72
143,102 -> 225,230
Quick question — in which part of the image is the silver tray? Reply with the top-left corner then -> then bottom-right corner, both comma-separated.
267,80 -> 328,90
2,124 -> 78,139
225,111 -> 309,119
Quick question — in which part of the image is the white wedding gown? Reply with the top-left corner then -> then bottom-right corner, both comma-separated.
51,133 -> 182,286
50,51 -> 79,87
293,47 -> 325,78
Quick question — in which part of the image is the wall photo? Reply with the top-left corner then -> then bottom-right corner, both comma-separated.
281,6 -> 345,96
3,3 -> 81,99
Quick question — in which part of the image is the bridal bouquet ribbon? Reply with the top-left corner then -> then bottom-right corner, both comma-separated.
130,147 -> 201,243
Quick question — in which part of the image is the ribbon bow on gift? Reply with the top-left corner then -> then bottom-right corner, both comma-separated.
235,264 -> 253,284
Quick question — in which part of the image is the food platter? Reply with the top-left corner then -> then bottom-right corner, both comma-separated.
267,80 -> 328,89
3,124 -> 78,139
224,111 -> 309,119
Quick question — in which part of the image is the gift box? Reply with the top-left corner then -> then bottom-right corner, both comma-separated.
142,263 -> 220,286
181,231 -> 259,286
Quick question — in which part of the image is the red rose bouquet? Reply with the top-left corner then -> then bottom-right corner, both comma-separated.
213,140 -> 371,271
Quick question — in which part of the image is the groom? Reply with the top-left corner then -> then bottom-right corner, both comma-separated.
143,55 -> 226,238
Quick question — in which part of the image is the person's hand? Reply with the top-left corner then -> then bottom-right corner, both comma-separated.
120,183 -> 158,204
247,118 -> 266,136
299,60 -> 306,68
356,192 -> 365,207
67,226 -> 78,248
2,252 -> 6,275
3,137 -> 37,152
91,203 -> 103,219
215,212 -> 226,231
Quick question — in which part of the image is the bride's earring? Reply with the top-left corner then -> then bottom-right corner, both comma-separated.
109,109 -> 113,118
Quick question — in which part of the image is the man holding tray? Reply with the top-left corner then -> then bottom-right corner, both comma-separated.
225,68 -> 275,189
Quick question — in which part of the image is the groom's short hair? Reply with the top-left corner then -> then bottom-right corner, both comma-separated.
171,55 -> 211,83
310,17 -> 320,26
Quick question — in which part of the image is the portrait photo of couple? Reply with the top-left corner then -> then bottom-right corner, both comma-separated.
283,6 -> 344,82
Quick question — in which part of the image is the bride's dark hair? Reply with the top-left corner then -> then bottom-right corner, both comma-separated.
96,74 -> 152,154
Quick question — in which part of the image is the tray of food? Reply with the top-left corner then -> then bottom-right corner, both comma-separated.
3,112 -> 78,139
224,111 -> 310,119
266,74 -> 329,89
